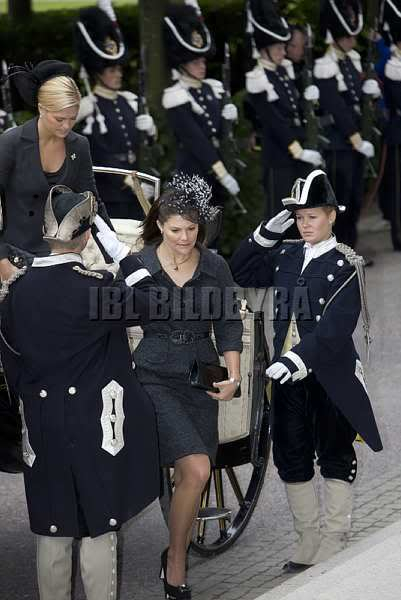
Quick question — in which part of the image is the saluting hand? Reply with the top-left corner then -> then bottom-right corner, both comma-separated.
94,215 -> 131,263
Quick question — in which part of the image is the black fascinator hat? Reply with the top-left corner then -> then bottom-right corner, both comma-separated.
9,60 -> 73,109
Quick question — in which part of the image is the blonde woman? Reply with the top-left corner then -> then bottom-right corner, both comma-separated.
0,60 -> 111,281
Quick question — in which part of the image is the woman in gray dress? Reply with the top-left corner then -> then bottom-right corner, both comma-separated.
134,173 -> 243,600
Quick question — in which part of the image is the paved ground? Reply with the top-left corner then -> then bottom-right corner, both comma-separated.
0,216 -> 400,600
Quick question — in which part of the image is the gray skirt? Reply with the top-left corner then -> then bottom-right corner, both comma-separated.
135,368 -> 219,467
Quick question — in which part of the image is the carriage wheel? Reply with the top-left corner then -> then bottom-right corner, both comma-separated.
159,391 -> 271,557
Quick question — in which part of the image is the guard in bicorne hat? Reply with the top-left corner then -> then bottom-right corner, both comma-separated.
230,169 -> 382,572
314,0 -> 381,248
245,0 -> 323,220
162,0 -> 240,208
0,185 -> 160,600
379,0 -> 401,250
74,0 -> 157,220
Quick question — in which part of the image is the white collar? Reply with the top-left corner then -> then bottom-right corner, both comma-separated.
178,72 -> 203,89
303,236 -> 337,257
93,84 -> 118,100
32,254 -> 84,267
258,57 -> 277,72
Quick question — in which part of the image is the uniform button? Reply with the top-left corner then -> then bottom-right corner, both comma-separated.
124,132 -> 128,138
319,298 -> 325,305
308,368 -> 312,373
348,475 -> 353,481
205,112 -> 210,117
118,116 -> 123,121
115,107 -> 120,112
296,277 -> 305,286
39,389 -> 47,398
207,120 -> 212,125
352,459 -> 357,465
212,128 -> 217,133
127,141 -> 132,146
280,249 -> 286,254
275,266 -> 280,272
111,439 -> 117,446
316,315 -> 321,322
110,414 -> 116,423
337,259 -> 344,267
327,274 -> 334,281
50,525 -> 58,533
68,387 -> 76,395
121,124 -> 126,129
109,518 -> 117,526
13,256 -> 20,264
199,95 -> 204,101
351,469 -> 356,474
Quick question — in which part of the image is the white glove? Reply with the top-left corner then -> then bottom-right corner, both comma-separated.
362,78 -> 381,98
266,362 -> 292,384
220,173 -> 240,196
76,94 -> 97,123
135,113 -> 156,135
303,85 -> 320,102
94,215 -> 130,263
356,140 -> 375,158
298,149 -> 323,166
222,103 -> 238,121
141,182 -> 154,201
265,209 -> 294,236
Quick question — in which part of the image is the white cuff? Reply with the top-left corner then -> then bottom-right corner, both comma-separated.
283,350 -> 308,381
253,225 -> 277,248
125,268 -> 151,286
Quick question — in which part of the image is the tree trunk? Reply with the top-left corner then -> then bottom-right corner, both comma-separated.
8,0 -> 32,21
138,0 -> 169,122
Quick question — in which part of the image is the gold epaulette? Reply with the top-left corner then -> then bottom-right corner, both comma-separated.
72,265 -> 104,279
336,243 -> 365,267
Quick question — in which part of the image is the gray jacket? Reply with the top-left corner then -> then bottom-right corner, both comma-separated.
133,243 -> 243,379
0,117 -> 110,260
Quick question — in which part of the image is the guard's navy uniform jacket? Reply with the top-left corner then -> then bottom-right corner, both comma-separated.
162,78 -> 226,197
0,253 -> 160,538
380,50 -> 401,250
230,233 -> 383,460
77,90 -> 143,220
246,59 -> 312,218
314,48 -> 365,246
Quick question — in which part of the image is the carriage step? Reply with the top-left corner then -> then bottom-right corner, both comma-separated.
196,507 -> 232,522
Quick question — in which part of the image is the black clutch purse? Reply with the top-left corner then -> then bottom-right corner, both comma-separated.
189,360 -> 241,398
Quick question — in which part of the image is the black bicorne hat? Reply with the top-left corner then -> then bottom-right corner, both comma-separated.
9,60 -> 73,109
246,0 -> 291,50
164,3 -> 215,69
282,170 -> 346,212
380,0 -> 401,43
320,0 -> 364,41
43,185 -> 97,242
74,6 -> 127,76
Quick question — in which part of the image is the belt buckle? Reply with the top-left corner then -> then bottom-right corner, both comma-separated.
170,330 -> 194,345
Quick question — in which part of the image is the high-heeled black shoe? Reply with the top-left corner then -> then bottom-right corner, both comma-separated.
159,548 -> 192,599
